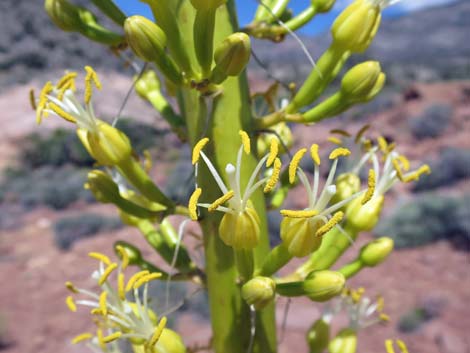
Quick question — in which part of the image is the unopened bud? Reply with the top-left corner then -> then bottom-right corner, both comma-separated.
257,123 -> 293,157
359,237 -> 394,267
332,0 -> 381,53
345,195 -> 384,231
135,70 -> 162,99
154,328 -> 186,353
219,205 -> 260,250
86,170 -> 119,203
303,270 -> 345,301
307,318 -> 330,353
312,0 -> 336,13
280,217 -> 324,258
242,277 -> 276,310
328,328 -> 358,353
331,173 -> 361,206
190,0 -> 226,10
211,33 -> 251,83
44,0 -> 83,32
341,61 -> 385,102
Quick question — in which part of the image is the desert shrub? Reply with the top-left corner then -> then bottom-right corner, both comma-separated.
53,213 -> 122,250
408,104 -> 452,139
398,307 -> 433,333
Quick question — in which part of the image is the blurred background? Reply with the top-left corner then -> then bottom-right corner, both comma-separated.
0,0 -> 468,353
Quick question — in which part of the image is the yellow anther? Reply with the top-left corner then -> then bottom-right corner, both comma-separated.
380,313 -> 391,322
84,66 -> 102,104
90,308 -> 104,315
48,102 -> 77,123
363,138 -> 373,151
208,190 -> 235,212
328,136 -> 343,145
57,72 -> 77,90
310,144 -> 321,165
392,159 -> 405,181
143,150 -> 153,173
118,272 -> 125,301
387,142 -> 396,153
385,339 -> 395,353
417,164 -> 431,177
378,136 -> 388,153
36,81 -> 53,124
192,138 -> 209,165
280,209 -> 318,218
88,252 -> 111,265
396,339 -> 409,353
330,129 -> 351,137
362,169 -> 376,204
102,331 -> 122,343
189,188 -> 202,220
266,138 -> 279,167
133,272 -> 162,289
329,147 -> 351,160
149,317 -> 167,347
125,270 -> 149,292
355,124 -> 370,143
396,155 -> 410,171
289,148 -> 307,184
99,263 -> 118,286
99,291 -> 108,316
116,245 -> 129,270
315,211 -> 344,237
264,158 -> 281,193
65,281 -> 79,293
376,295 -> 385,312
239,130 -> 251,154
66,296 -> 77,312
29,89 -> 37,110
97,329 -> 106,350
350,288 -> 363,303
71,333 -> 93,344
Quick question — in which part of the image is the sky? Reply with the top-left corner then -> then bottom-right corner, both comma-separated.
114,0 -> 458,35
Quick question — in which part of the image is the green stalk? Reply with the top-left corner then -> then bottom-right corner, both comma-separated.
257,244 -> 292,277
194,9 -> 216,77
338,259 -> 363,279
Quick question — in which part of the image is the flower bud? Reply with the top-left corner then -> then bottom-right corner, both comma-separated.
77,121 -> 132,166
341,61 -> 384,101
211,33 -> 251,83
307,318 -> 330,353
280,217 -> 324,258
328,328 -> 358,353
44,0 -> 83,32
303,270 -> 345,302
242,277 -> 276,310
190,0 -> 226,10
135,70 -> 162,99
332,0 -> 381,53
256,122 -> 293,157
154,328 -> 186,353
330,173 -> 361,206
219,205 -> 260,250
312,0 -> 336,13
359,237 -> 394,267
85,170 -> 120,203
345,195 -> 384,231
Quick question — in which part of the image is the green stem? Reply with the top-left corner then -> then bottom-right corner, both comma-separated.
90,0 -> 127,26
338,259 -> 363,279
235,249 -> 255,282
302,92 -> 348,123
194,9 -> 216,77
275,280 -> 305,297
257,244 -> 292,277
284,6 -> 317,31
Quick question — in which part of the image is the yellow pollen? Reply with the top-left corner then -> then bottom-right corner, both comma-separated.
417,164 -> 431,177
99,291 -> 108,316
48,102 -> 77,123
99,263 -> 118,286
380,313 -> 391,322
355,124 -> 370,143
66,296 -> 77,312
125,270 -> 150,292
65,281 -> 79,293
329,147 -> 351,160
289,148 -> 307,184
118,272 -> 125,300
36,81 -> 53,124
71,333 -> 93,344
396,340 -> 409,353
102,331 -> 122,343
315,211 -> 344,237
327,136 -> 342,145
143,150 -> 153,173
97,329 -> 106,350
116,245 -> 129,270
330,129 -> 351,137
280,209 -> 318,218
378,136 -> 388,153
362,169 -> 376,205
29,89 -> 37,110
396,155 -> 410,171
264,158 -> 281,193
385,339 -> 395,353
57,72 -> 77,89
208,190 -> 235,212
392,159 -> 405,181
133,272 -> 162,289
376,295 -> 385,312
350,287 -> 364,303
88,252 -> 111,265
84,66 -> 102,104
192,138 -> 209,165
363,139 -> 373,151
266,138 -> 279,167
239,130 -> 251,154
149,317 -> 167,347
189,188 -> 202,220
310,144 -> 321,165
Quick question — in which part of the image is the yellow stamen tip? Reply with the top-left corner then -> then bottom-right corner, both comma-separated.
327,136 -> 342,145
133,273 -> 162,290
116,245 -> 129,270
88,252 -> 111,265
396,339 -> 409,353
66,296 -> 77,312
315,211 -> 344,237
65,281 -> 79,293
264,158 -> 282,193
189,188 -> 202,220
84,66 -> 102,104
118,272 -> 126,301
355,124 -> 370,143
102,332 -> 122,344
310,144 -> 321,166
380,313 -> 391,322
71,333 -> 93,344
99,263 -> 118,286
330,129 -> 351,137
385,339 -> 395,353
329,147 -> 351,160
266,138 -> 279,167
29,89 -> 37,110
208,190 -> 235,212
362,169 -> 376,205
280,209 -> 318,218
289,148 -> 307,184
125,270 -> 149,292
99,291 -> 108,316
378,136 -> 388,153
192,138 -> 209,165
239,130 -> 251,154
149,317 -> 167,347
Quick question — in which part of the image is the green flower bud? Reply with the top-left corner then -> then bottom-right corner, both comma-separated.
303,270 -> 345,301
85,170 -> 120,203
219,205 -> 260,250
345,195 -> 384,231
280,217 -> 325,258
307,318 -> 330,353
330,173 -> 361,206
211,33 -> 251,83
242,277 -> 276,310
332,0 -> 381,53
114,241 -> 143,266
124,16 -> 183,85
256,122 -> 293,158
44,0 -> 83,32
312,0 -> 336,13
77,121 -> 132,166
190,0 -> 226,10
328,328 -> 357,353
154,328 -> 187,353
341,61 -> 385,101
135,70 -> 162,99
359,237 -> 394,267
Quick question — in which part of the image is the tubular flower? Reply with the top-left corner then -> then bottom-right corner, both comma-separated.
34,67 -> 132,166
280,145 -> 364,257
189,131 -> 282,250
65,250 -> 185,353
